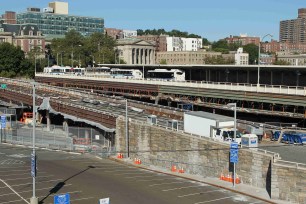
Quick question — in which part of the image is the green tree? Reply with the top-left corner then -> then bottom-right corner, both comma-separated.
243,43 -> 259,64
212,40 -> 229,53
274,60 -> 290,65
0,42 -> 32,77
159,59 -> 167,65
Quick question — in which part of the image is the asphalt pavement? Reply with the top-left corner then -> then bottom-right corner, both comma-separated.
0,144 -> 270,204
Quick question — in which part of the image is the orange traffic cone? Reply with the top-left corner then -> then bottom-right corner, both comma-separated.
178,167 -> 185,173
171,165 -> 177,172
235,174 -> 241,184
225,174 -> 230,182
134,158 -> 137,164
137,159 -> 141,165
220,173 -> 224,180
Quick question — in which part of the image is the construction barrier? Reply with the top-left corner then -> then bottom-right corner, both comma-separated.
220,173 -> 241,184
178,167 -> 185,173
117,153 -> 123,159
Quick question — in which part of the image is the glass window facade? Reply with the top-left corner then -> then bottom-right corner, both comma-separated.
17,12 -> 104,39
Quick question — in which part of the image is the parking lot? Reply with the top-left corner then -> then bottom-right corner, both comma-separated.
0,144 -> 267,204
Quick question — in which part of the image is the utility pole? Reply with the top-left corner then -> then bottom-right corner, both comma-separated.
30,82 -> 38,204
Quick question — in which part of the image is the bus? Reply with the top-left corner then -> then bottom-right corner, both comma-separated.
43,66 -> 85,75
147,69 -> 185,81
110,68 -> 143,79
86,67 -> 111,76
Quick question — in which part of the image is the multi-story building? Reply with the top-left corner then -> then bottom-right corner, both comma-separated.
136,34 -> 167,52
166,37 -> 202,51
225,34 -> 260,46
122,30 -> 137,39
280,8 -> 306,43
0,22 -> 45,55
156,50 -> 221,65
1,11 -> 17,24
234,48 -> 249,65
261,40 -> 306,53
17,1 -> 104,40
277,52 -> 306,66
116,38 -> 155,65
259,54 -> 275,65
105,28 -> 123,39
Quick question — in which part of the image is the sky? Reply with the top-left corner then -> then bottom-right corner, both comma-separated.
0,0 -> 305,41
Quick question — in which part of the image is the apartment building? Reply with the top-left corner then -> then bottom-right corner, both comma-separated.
1,11 -> 17,24
166,37 -> 202,51
156,50 -> 221,65
280,8 -> 306,43
225,34 -> 260,46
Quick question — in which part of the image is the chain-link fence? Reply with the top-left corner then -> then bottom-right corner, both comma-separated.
0,122 -> 116,157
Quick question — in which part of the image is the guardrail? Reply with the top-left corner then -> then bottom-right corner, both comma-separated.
274,160 -> 306,170
35,73 -> 306,96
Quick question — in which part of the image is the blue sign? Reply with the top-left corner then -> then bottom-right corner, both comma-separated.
54,193 -> 70,204
230,142 -> 239,163
31,153 -> 36,177
1,115 -> 6,129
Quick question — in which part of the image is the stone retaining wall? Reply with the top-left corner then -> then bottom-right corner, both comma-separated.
115,117 -> 306,203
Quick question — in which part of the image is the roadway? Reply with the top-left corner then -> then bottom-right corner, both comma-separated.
0,144 -> 266,204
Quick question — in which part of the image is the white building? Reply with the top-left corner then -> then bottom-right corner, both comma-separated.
234,48 -> 249,65
122,30 -> 137,39
166,37 -> 202,51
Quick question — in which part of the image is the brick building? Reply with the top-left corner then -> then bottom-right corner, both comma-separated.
0,22 -> 45,56
1,11 -> 17,24
225,34 -> 260,46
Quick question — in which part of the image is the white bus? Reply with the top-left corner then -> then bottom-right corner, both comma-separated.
110,68 -> 143,79
43,66 -> 85,75
147,69 -> 185,81
86,67 -> 111,75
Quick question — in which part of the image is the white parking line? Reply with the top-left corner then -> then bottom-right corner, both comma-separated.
194,196 -> 236,204
178,189 -> 225,197
163,185 -> 207,192
0,184 -> 72,197
249,201 -> 263,204
149,181 -> 186,187
125,175 -> 159,179
113,172 -> 148,175
0,165 -> 29,169
0,178 -> 29,204
0,179 -> 63,189
137,178 -> 180,182
0,169 -> 31,173
0,198 -> 23,204
0,172 -> 47,177
4,175 -> 53,181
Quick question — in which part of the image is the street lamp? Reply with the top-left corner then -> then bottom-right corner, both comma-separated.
257,34 -> 273,87
227,102 -> 237,189
227,103 -> 237,142
30,82 -> 38,204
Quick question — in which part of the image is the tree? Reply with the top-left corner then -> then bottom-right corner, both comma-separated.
274,60 -> 290,65
159,59 -> 167,65
0,42 -> 33,78
212,40 -> 229,53
243,43 -> 259,64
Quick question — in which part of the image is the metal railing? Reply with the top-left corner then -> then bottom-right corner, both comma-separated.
35,73 -> 306,96
0,122 -> 115,157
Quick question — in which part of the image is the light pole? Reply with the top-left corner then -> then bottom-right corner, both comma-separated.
30,82 -> 38,204
227,103 -> 237,142
61,52 -> 63,66
257,34 -> 273,88
125,99 -> 129,158
227,102 -> 237,189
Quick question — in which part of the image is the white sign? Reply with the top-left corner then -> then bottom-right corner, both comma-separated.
95,135 -> 100,140
99,198 -> 110,204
